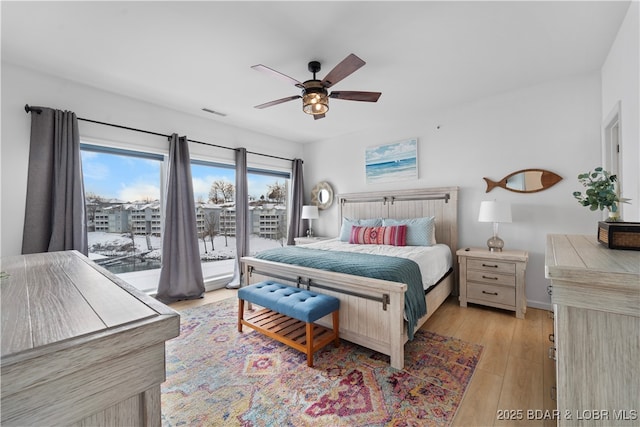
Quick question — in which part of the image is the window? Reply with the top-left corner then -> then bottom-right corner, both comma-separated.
247,168 -> 290,247
190,160 -> 290,282
81,144 -> 163,276
81,143 -> 291,293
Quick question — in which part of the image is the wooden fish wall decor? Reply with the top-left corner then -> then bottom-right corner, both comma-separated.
484,169 -> 562,193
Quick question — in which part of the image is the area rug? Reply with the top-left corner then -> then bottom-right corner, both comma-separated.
161,298 -> 483,427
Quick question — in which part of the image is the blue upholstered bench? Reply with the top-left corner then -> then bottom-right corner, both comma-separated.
238,281 -> 340,367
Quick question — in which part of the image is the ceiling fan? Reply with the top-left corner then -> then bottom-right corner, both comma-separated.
252,53 -> 382,120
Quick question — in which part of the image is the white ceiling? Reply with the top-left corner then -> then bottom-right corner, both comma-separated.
1,1 -> 630,144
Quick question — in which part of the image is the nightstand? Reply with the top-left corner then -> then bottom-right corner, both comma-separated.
294,236 -> 329,245
456,247 -> 528,319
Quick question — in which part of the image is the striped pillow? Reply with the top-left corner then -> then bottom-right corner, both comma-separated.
349,225 -> 407,246
339,217 -> 383,241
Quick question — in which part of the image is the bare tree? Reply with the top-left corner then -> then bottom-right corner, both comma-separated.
267,181 -> 286,204
204,211 -> 218,251
209,180 -> 235,203
85,192 -> 106,231
208,180 -> 224,203
86,191 -> 105,204
276,212 -> 287,246
200,231 -> 208,253
221,208 -> 231,247
128,221 -> 137,269
222,181 -> 235,202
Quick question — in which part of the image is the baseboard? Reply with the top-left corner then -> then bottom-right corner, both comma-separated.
527,300 -> 552,312
144,275 -> 232,298
205,274 -> 233,292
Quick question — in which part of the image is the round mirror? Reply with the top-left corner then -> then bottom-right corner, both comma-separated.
311,181 -> 334,210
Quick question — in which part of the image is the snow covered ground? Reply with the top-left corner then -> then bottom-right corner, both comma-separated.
88,231 -> 284,260
88,232 -> 286,294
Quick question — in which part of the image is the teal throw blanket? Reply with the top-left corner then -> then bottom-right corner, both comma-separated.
254,246 -> 426,340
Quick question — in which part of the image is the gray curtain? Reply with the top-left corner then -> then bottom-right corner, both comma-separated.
156,134 -> 205,303
286,158 -> 305,246
22,107 -> 88,255
227,147 -> 249,288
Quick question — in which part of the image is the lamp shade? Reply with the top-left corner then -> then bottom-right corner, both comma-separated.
301,205 -> 319,220
302,90 -> 329,115
478,201 -> 512,223
302,83 -> 329,115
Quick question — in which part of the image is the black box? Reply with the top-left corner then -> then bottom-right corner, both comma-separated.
597,221 -> 640,251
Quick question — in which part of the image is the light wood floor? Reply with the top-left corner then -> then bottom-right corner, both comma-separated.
169,290 -> 556,427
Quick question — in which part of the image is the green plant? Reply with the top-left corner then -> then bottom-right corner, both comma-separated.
572,167 -> 620,212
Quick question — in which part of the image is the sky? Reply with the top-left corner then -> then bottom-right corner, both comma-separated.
365,138 -> 417,165
81,150 -> 287,203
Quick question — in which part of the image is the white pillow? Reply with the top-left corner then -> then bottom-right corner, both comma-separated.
339,217 -> 383,241
382,216 -> 436,246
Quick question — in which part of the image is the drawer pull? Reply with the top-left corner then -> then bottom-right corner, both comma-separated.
482,263 -> 499,268
482,290 -> 499,296
482,275 -> 499,280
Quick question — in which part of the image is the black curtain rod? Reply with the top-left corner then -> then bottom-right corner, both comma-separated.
24,104 -> 298,163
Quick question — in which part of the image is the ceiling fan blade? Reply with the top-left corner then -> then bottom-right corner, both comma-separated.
254,95 -> 301,109
321,53 -> 366,88
329,91 -> 382,102
251,64 -> 304,88
313,113 -> 325,120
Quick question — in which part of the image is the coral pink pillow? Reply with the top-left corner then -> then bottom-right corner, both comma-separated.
349,225 -> 407,246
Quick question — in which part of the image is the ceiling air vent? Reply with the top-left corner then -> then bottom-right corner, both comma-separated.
201,108 -> 227,117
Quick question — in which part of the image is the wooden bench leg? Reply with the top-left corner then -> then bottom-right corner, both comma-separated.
237,286 -> 339,369
306,322 -> 314,367
238,299 -> 244,332
332,310 -> 340,347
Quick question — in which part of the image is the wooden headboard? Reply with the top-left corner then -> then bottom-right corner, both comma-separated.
338,187 -> 458,251
338,187 -> 459,290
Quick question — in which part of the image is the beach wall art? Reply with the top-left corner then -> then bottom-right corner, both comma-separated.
365,138 -> 418,184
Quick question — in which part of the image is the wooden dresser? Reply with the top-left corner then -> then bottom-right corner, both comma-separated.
545,235 -> 639,426
0,251 -> 180,426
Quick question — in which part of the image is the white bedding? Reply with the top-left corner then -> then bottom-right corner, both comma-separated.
298,238 -> 452,291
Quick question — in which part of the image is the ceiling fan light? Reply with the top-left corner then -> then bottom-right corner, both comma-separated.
302,90 -> 329,115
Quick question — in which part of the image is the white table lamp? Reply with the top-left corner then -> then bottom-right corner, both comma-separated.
478,200 -> 512,252
301,205 -> 319,237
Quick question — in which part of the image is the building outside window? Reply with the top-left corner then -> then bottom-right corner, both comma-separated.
81,143 -> 290,294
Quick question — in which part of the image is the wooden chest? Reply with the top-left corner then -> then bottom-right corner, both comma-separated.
1,251 -> 180,426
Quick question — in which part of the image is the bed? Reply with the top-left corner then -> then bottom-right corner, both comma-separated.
241,187 -> 459,369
